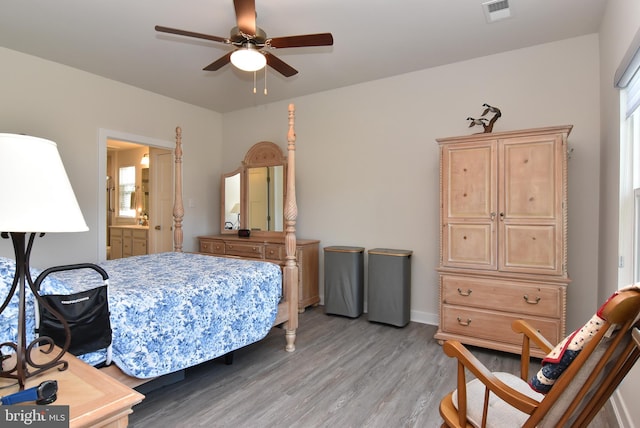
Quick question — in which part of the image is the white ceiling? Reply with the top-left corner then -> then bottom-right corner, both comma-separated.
0,0 -> 607,114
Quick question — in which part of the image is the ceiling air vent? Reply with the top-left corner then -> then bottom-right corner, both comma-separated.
482,0 -> 512,23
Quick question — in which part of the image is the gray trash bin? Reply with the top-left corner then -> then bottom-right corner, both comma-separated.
367,248 -> 412,327
324,246 -> 365,318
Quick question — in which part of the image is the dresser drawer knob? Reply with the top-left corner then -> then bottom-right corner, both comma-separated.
457,288 -> 472,297
523,295 -> 541,304
456,317 -> 472,326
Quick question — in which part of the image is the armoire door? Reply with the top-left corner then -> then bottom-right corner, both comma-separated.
440,140 -> 497,270
498,134 -> 566,276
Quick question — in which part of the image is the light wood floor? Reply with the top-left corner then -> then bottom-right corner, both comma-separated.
128,306 -> 615,427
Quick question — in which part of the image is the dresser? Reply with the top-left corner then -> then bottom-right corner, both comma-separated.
110,226 -> 148,259
198,235 -> 320,312
434,126 -> 572,357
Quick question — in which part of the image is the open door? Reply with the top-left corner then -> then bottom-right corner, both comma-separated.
149,148 -> 174,253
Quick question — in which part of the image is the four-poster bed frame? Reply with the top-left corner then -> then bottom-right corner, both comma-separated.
103,104 -> 299,387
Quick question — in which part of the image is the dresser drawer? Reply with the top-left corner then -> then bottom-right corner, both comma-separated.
265,244 -> 285,261
200,239 -> 225,255
225,242 -> 264,259
441,274 -> 564,318
441,305 -> 561,347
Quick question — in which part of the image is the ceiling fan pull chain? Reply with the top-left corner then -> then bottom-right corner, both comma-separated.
264,66 -> 268,95
253,70 -> 257,94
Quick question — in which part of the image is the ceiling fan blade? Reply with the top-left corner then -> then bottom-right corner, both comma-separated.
155,25 -> 228,44
234,0 -> 256,36
265,53 -> 298,77
269,33 -> 334,49
203,52 -> 232,71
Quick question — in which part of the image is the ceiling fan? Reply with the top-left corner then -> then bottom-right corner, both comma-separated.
155,0 -> 334,77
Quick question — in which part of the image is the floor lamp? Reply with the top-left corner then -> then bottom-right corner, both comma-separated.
0,133 -> 88,389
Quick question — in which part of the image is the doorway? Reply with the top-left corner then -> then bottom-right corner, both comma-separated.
98,129 -> 174,261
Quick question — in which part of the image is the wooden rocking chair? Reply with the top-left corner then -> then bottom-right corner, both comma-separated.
439,287 -> 640,428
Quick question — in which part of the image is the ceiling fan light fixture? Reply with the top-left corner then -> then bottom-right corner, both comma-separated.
230,44 -> 266,72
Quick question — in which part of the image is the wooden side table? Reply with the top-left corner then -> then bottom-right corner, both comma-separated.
1,348 -> 144,428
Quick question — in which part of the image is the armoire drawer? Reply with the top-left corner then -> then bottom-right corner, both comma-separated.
441,274 -> 564,318
225,242 -> 264,259
200,239 -> 225,255
441,305 -> 561,347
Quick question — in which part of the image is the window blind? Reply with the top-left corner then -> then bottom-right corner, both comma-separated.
615,27 -> 640,117
625,69 -> 640,118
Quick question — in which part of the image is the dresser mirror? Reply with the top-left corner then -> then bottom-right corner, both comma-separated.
220,141 -> 287,236
221,168 -> 242,231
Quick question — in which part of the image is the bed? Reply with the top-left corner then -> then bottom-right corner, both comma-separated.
0,253 -> 282,379
0,103 -> 301,385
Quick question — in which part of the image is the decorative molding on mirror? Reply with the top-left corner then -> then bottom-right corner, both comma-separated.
243,141 -> 287,167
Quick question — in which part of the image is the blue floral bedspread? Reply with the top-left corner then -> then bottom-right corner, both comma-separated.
0,252 -> 281,378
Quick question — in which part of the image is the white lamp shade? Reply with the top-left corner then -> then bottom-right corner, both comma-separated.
230,47 -> 266,72
0,133 -> 88,233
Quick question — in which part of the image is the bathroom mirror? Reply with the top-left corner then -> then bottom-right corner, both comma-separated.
220,141 -> 287,236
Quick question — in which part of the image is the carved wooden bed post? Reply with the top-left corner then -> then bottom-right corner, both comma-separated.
284,104 -> 299,352
173,126 -> 184,252
170,107 -> 297,352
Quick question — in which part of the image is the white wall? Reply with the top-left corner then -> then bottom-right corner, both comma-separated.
599,0 -> 640,426
0,33 -> 602,331
0,47 -> 223,267
223,34 -> 601,329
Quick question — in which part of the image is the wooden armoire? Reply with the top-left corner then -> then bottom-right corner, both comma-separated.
434,125 -> 572,357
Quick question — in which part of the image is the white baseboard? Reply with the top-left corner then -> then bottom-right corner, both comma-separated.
410,309 -> 438,326
610,389 -> 635,428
